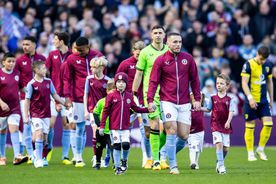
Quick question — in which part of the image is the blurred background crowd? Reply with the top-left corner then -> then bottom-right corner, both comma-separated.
0,0 -> 276,115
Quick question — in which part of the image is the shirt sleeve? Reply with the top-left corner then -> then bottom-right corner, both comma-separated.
63,58 -> 72,98
131,96 -> 149,113
50,80 -> 56,94
207,97 -> 212,110
267,62 -> 273,78
84,77 -> 89,94
25,82 -> 33,99
100,95 -> 112,129
147,56 -> 162,103
229,98 -> 235,112
45,53 -> 52,71
189,56 -> 201,101
240,62 -> 251,77
136,50 -> 146,71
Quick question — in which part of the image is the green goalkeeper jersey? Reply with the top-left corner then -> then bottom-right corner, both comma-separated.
136,44 -> 168,105
93,98 -> 109,134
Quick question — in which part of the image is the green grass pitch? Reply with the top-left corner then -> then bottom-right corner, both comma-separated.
1,147 -> 276,184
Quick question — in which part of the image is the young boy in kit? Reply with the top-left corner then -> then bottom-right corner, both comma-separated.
24,61 -> 66,168
83,56 -> 110,167
93,79 -> 115,170
202,74 -> 235,174
188,92 -> 206,170
99,72 -> 152,175
0,53 -> 28,165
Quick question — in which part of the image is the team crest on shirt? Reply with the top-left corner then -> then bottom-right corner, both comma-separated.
53,55 -> 58,59
103,83 -> 107,88
14,75 -> 19,81
181,59 -> 187,65
226,101 -> 229,105
35,123 -> 40,128
166,113 -> 171,118
34,86 -> 38,90
244,114 -> 248,120
126,98 -> 131,104
113,99 -> 118,103
76,60 -> 82,64
74,115 -> 78,120
46,84 -> 50,88
22,61 -> 27,65
90,82 -> 93,86
130,65 -> 135,69
265,67 -> 270,73
165,61 -> 170,65
0,77 -> 5,80
113,136 -> 118,141
149,53 -> 154,57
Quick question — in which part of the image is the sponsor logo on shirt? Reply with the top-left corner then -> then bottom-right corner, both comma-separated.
14,75 -> 19,81
181,59 -> 187,65
22,61 -> 27,65
76,60 -> 82,64
53,55 -> 58,59
0,77 -> 5,80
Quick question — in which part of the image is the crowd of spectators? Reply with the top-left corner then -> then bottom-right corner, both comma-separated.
0,0 -> 276,115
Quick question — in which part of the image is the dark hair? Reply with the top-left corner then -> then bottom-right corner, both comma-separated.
3,52 -> 15,60
151,25 -> 165,32
23,36 -> 37,43
257,46 -> 270,59
54,32 -> 70,46
75,37 -> 89,47
2,52 -> 15,64
217,73 -> 231,85
32,60 -> 45,72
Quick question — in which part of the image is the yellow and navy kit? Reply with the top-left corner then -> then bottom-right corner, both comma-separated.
241,58 -> 273,121
241,58 -> 273,103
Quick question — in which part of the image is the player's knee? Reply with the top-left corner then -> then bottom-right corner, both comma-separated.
76,123 -> 85,136
145,131 -> 150,139
113,143 -> 121,151
122,142 -> 130,150
144,127 -> 150,138
245,122 -> 255,129
150,120 -> 159,130
263,121 -> 273,127
178,134 -> 188,140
